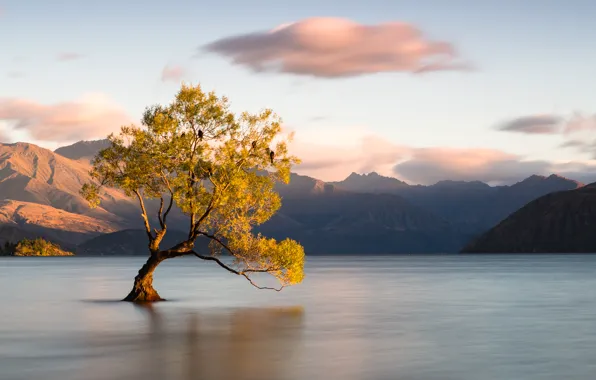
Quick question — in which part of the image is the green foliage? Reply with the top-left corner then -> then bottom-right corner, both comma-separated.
1,238 -> 74,257
82,83 -> 305,288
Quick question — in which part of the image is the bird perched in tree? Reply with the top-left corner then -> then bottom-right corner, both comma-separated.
181,132 -> 186,138
198,130 -> 204,140
252,141 -> 257,150
269,150 -> 275,164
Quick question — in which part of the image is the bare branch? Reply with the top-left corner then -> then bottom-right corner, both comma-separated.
158,171 -> 175,226
163,194 -> 174,227
133,189 -> 154,243
196,231 -> 231,253
157,197 -> 165,230
190,251 -> 283,292
190,197 -> 216,238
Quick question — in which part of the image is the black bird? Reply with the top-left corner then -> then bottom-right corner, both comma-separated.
269,150 -> 275,164
251,141 -> 257,150
181,132 -> 186,138
198,130 -> 204,140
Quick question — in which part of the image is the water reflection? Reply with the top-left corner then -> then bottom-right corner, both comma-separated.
72,304 -> 305,380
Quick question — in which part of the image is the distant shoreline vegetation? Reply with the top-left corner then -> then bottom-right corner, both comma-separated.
0,238 -> 74,257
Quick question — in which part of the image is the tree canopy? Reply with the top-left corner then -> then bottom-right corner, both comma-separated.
82,84 -> 305,295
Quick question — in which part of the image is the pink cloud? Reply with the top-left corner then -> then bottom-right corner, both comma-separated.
202,17 -> 470,78
161,64 -> 186,82
287,128 -> 596,184
57,52 -> 85,61
392,148 -> 550,185
563,113 -> 596,134
0,94 -> 132,142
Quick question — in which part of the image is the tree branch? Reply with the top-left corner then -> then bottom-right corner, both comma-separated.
133,189 -> 154,242
190,251 -> 283,291
196,231 -> 231,252
190,197 -> 215,239
158,171 -> 175,226
157,196 -> 165,230
163,193 -> 174,227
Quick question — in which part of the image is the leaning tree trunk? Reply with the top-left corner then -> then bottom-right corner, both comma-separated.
123,253 -> 165,302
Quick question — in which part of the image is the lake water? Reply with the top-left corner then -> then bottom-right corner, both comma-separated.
1,255 -> 596,380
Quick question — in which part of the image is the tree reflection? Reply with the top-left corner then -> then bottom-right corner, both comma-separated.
126,304 -> 305,380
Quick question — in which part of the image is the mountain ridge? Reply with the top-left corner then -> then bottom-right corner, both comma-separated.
0,140 -> 588,254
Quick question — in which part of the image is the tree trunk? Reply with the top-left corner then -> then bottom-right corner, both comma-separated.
123,253 -> 165,302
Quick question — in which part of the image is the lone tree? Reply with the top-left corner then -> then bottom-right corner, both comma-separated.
81,84 -> 305,302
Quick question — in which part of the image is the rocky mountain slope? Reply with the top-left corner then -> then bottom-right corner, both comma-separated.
462,184 -> 596,253
0,200 -> 116,247
0,142 -> 142,245
54,139 -> 112,162
0,142 -> 138,222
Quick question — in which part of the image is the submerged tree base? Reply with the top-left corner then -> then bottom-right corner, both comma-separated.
123,254 -> 165,302
123,287 -> 164,302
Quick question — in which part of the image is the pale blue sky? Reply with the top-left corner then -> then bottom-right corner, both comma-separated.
1,0 -> 596,183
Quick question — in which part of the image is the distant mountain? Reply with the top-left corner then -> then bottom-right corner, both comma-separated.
276,173 -> 341,197
0,200 -> 116,248
0,142 -> 152,245
331,172 -> 409,193
77,229 -> 210,256
462,183 -> 596,253
54,139 -> 111,162
0,225 -> 67,247
330,171 -> 584,235
259,190 -> 463,254
0,142 -> 137,222
0,140 -> 586,254
431,180 -> 491,190
77,181 -> 462,255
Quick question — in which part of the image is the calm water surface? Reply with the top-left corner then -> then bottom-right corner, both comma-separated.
1,255 -> 596,380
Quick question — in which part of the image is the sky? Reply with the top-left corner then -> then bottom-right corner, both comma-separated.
1,0 -> 596,185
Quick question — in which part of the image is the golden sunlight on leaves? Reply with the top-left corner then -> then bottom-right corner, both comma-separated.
82,83 -> 305,300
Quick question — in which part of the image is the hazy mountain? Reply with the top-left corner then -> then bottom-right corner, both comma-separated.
54,139 -> 111,162
259,190 -> 463,254
77,229 -> 210,256
331,171 -> 584,235
276,173 -> 341,197
430,180 -> 491,190
0,140 -> 586,254
331,172 -> 409,193
462,183 -> 596,253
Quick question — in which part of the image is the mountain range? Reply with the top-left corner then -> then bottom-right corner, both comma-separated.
332,172 -> 583,236
0,139 -> 591,254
